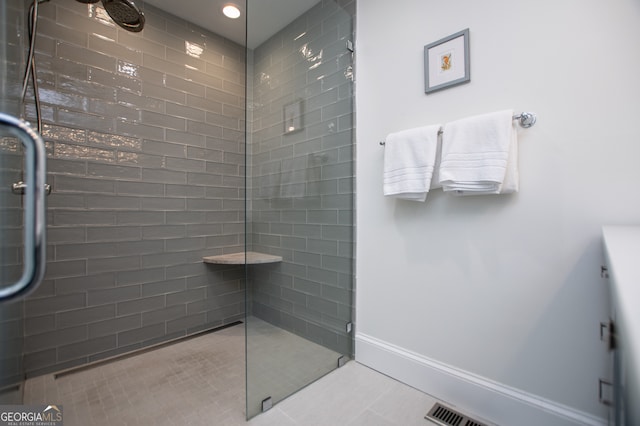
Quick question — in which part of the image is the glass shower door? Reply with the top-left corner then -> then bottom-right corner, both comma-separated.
245,0 -> 355,419
0,115 -> 46,403
0,0 -> 26,404
0,126 -> 26,404
0,0 -> 47,404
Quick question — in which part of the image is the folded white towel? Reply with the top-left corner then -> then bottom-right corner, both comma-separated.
439,109 -> 518,195
383,124 -> 442,201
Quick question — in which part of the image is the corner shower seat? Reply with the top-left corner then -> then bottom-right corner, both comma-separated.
202,251 -> 283,265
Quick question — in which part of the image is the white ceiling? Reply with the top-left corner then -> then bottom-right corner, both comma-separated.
143,0 -> 320,48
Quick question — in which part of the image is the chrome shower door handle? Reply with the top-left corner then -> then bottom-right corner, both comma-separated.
0,112 -> 47,302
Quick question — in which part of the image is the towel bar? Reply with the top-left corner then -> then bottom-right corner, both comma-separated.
379,111 -> 536,146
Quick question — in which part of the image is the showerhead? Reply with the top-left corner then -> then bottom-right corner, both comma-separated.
101,0 -> 145,32
73,0 -> 144,32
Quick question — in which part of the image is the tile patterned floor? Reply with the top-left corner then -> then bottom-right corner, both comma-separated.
23,318 -> 439,425
25,322 -> 246,425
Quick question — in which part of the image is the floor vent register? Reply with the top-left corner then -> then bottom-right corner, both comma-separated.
425,402 -> 488,426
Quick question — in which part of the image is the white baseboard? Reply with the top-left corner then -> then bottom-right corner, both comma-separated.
355,333 -> 606,426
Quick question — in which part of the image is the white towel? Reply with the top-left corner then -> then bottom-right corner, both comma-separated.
383,124 -> 442,201
439,110 -> 518,195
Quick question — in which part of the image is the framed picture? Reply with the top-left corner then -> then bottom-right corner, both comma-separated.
283,100 -> 303,134
424,29 -> 470,94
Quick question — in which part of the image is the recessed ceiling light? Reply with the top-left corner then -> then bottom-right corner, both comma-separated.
222,4 -> 241,19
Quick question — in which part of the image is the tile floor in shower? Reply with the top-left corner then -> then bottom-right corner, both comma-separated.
23,317 -> 440,425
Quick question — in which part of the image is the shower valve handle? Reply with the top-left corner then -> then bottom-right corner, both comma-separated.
12,181 -> 52,196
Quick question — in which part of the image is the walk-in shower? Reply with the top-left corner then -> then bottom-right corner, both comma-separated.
0,0 -> 355,420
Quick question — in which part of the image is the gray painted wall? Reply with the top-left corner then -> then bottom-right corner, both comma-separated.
356,0 -> 639,420
21,1 -> 246,376
248,0 -> 355,355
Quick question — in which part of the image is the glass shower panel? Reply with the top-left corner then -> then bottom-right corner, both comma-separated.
0,145 -> 25,404
245,0 -> 355,419
0,0 -> 27,404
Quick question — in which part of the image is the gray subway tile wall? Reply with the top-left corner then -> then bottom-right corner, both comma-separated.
248,0 -> 355,355
19,1 -> 247,376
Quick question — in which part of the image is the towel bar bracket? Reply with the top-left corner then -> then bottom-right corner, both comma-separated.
514,112 -> 536,128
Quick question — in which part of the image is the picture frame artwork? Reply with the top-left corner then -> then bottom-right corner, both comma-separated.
283,100 -> 303,134
424,28 -> 470,94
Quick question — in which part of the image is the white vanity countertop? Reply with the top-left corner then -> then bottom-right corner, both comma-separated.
602,225 -> 640,406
